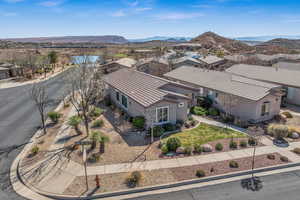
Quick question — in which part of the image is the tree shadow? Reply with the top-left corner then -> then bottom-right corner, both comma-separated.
241,177 -> 263,191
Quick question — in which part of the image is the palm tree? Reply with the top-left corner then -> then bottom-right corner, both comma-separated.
90,131 -> 101,149
99,134 -> 110,153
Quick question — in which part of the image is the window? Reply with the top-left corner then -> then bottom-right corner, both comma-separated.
116,91 -> 120,101
156,106 -> 169,123
208,90 -> 213,96
199,87 -> 204,95
121,95 -> 128,109
178,102 -> 184,108
261,102 -> 270,116
215,92 -> 219,98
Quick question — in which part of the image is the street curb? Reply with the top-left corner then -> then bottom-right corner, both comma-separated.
15,158 -> 300,200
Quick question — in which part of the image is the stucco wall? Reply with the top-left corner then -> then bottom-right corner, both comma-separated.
287,87 -> 300,106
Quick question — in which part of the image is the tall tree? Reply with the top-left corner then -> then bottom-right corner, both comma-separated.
65,55 -> 104,137
48,51 -> 58,64
30,83 -> 49,135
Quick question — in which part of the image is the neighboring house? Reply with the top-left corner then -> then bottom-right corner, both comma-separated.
101,58 -> 137,74
0,63 -> 23,77
164,66 -> 283,123
197,55 -> 226,69
173,57 -> 202,68
273,62 -> 300,71
136,57 -> 171,77
0,67 -> 9,80
104,68 -> 198,129
226,64 -> 300,106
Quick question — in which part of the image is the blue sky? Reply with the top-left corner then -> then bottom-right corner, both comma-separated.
1,0 -> 300,39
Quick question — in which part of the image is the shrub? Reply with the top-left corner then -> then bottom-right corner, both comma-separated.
267,154 -> 276,160
215,143 -> 223,151
92,119 -> 104,128
104,96 -> 112,106
31,146 -> 39,155
229,140 -> 238,149
280,156 -> 289,162
161,144 -> 169,154
163,123 -> 176,132
282,111 -> 293,118
90,107 -> 103,118
197,97 -> 212,109
191,106 -> 208,116
293,148 -> 300,155
184,146 -> 193,155
239,140 -> 247,148
196,169 -> 206,178
184,122 -> 191,129
190,120 -> 197,127
248,137 -> 257,146
132,116 -> 145,129
229,160 -> 239,168
126,171 -> 142,188
208,108 -> 219,116
88,153 -> 101,163
268,124 -> 289,140
47,111 -> 62,123
68,116 -> 82,128
64,103 -> 70,108
151,126 -> 165,137
166,137 -> 181,152
194,144 -> 202,153
188,116 -> 194,121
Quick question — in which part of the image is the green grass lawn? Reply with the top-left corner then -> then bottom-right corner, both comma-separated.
114,53 -> 128,58
163,123 -> 245,147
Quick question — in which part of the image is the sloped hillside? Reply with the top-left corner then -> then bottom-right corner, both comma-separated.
191,32 -> 255,53
258,38 -> 300,50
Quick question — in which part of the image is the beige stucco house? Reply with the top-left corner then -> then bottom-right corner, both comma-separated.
227,64 -> 300,106
165,66 -> 283,123
101,58 -> 137,74
136,57 -> 171,77
103,68 -> 198,129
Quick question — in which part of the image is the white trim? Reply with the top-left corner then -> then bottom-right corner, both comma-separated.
155,106 -> 169,124
121,94 -> 128,110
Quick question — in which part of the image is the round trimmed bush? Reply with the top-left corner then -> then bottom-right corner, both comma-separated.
215,143 -> 223,151
92,119 -> 104,128
267,124 -> 289,140
293,148 -> 300,155
239,140 -> 247,148
151,126 -> 165,137
184,146 -> 193,155
47,111 -> 62,123
132,116 -> 145,129
194,144 -> 202,153
166,137 -> 181,152
229,140 -> 238,149
68,116 -> 82,128
208,108 -> 219,116
196,169 -> 206,178
89,107 -> 103,118
229,160 -> 239,168
191,106 -> 208,116
161,144 -> 169,154
31,146 -> 39,155
280,156 -> 289,162
267,154 -> 276,160
126,171 -> 142,188
163,123 -> 176,132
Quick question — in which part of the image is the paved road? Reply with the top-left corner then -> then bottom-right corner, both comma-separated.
130,170 -> 300,200
0,70 -> 70,200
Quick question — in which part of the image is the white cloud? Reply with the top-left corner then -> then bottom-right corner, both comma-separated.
135,7 -> 152,12
128,0 -> 138,7
111,10 -> 126,17
1,12 -> 17,16
156,12 -> 204,20
39,0 -> 63,7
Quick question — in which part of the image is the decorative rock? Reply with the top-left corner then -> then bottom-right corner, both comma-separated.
202,144 -> 213,152
291,132 -> 299,139
176,146 -> 185,154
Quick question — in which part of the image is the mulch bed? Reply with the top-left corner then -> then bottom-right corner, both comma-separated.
63,153 -> 288,196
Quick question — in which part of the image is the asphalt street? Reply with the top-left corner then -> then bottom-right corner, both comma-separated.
0,70 -> 70,200
129,170 -> 300,200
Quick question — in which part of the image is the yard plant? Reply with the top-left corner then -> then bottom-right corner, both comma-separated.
196,169 -> 206,178
47,111 -> 62,123
92,119 -> 104,128
191,106 -> 208,116
229,160 -> 239,168
68,115 -> 82,132
166,137 -> 181,152
215,143 -> 223,151
132,116 -> 145,129
267,124 -> 289,140
126,171 -> 142,188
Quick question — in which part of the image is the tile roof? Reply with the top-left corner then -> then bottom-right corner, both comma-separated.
226,64 -> 300,88
173,56 -> 201,65
198,55 -> 225,65
114,58 -> 137,68
164,66 -> 280,101
104,68 -> 189,107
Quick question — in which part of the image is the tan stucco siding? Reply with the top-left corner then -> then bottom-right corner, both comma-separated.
287,87 -> 300,106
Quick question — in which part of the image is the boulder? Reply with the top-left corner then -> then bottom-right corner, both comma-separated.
291,132 -> 299,139
176,147 -> 185,154
202,144 -> 213,152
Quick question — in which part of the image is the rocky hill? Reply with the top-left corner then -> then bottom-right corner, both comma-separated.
2,35 -> 129,44
191,32 -> 255,53
259,38 -> 300,50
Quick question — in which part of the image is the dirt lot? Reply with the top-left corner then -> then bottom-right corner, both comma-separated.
63,153 -> 287,196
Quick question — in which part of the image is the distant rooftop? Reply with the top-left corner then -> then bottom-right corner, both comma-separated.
164,66 -> 280,101
198,55 -> 225,65
173,56 -> 201,64
114,58 -> 137,68
274,62 -> 300,71
226,64 -> 300,88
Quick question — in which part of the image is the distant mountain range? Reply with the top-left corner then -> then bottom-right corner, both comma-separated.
234,35 -> 300,42
128,36 -> 192,43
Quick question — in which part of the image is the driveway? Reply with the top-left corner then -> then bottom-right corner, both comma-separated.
0,69 -> 71,200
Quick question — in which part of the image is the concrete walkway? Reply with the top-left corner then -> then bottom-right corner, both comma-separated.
192,115 -> 248,134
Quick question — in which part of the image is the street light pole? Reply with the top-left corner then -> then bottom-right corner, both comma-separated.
82,145 -> 89,191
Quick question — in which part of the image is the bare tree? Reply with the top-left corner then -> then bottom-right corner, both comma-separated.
30,83 -> 49,135
65,55 -> 104,137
